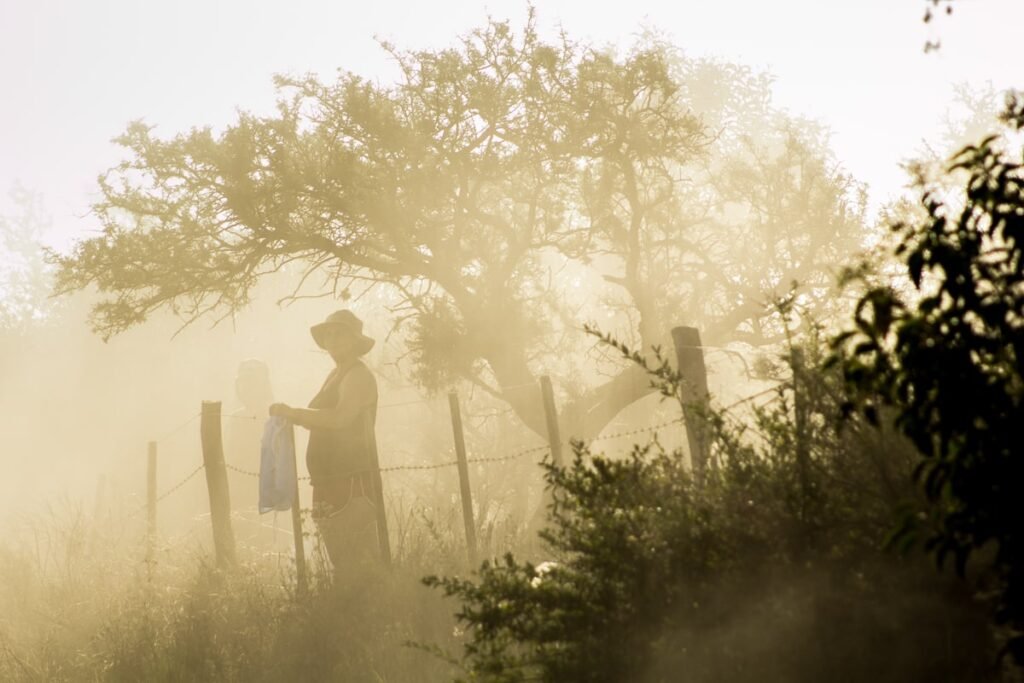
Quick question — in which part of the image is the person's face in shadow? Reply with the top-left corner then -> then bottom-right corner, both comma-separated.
320,328 -> 359,365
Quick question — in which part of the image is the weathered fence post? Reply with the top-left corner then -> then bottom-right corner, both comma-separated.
539,376 -> 565,469
364,412 -> 392,566
448,391 -> 478,565
146,442 -> 157,565
200,401 -> 236,568
671,326 -> 711,481
283,422 -> 307,595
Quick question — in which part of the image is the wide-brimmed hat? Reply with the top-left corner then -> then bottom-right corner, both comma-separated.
310,309 -> 375,355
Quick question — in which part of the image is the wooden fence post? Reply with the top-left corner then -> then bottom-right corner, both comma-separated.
146,442 -> 157,564
671,327 -> 711,481
539,376 -> 565,469
364,412 -> 392,566
448,392 -> 478,565
284,422 -> 307,595
200,401 -> 236,568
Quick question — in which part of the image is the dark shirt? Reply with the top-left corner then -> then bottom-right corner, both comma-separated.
305,360 -> 378,487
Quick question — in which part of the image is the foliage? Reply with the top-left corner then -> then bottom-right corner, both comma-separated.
0,186 -> 57,332
832,91 -> 1024,664
427,336 -> 997,682
923,0 -> 957,25
50,12 -> 865,439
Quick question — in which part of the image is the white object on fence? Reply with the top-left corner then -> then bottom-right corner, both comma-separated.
259,417 -> 297,513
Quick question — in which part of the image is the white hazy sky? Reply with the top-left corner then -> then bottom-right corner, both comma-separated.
1,0 -> 1022,247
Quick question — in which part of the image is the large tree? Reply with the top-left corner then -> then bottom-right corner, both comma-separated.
54,15 -> 863,438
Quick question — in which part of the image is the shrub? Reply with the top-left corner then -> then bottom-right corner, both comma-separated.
428,341 -> 999,682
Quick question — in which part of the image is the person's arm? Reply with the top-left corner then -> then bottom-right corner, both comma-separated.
276,366 -> 376,431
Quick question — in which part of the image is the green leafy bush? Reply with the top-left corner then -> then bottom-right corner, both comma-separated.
428,341 -> 998,682
833,91 -> 1024,665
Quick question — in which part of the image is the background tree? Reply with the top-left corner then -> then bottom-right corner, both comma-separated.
53,14 -> 865,439
0,185 -> 57,333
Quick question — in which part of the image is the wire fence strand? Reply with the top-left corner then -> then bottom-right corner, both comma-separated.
154,413 -> 201,445
586,417 -> 684,445
177,413 -> 692,487
467,443 -> 550,465
720,381 -> 790,412
154,464 -> 205,504
225,462 -> 260,478
144,383 -> 776,515
128,463 -> 206,518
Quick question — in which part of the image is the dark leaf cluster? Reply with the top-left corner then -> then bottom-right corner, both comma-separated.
832,92 -> 1024,664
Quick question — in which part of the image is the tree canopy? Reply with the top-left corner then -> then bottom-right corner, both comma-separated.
54,14 -> 864,438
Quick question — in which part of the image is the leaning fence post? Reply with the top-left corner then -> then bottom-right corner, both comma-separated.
539,376 -> 565,469
285,422 -> 307,595
146,442 -> 157,564
364,412 -> 392,566
671,326 -> 711,481
200,401 -> 236,568
448,392 -> 478,565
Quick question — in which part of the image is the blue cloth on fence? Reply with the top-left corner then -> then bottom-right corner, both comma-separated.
259,416 -> 297,513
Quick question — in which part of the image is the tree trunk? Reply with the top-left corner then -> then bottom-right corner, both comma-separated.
485,346 -> 656,443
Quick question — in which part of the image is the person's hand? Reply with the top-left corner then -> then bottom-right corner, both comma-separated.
269,403 -> 293,419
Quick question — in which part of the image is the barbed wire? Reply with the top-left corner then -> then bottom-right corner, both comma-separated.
467,443 -> 550,465
720,381 -> 790,412
189,416 -> 688,488
376,418 -> 677,470
154,413 -> 201,445
222,413 -> 261,421
378,397 -> 440,410
128,463 -> 207,518
225,461 -> 312,481
586,417 -> 684,445
225,462 -> 260,478
226,461 -> 313,481
380,460 -> 459,472
146,386 -> 769,511
154,464 -> 206,504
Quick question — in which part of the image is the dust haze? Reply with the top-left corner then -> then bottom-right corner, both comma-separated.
1,2 -> 1022,682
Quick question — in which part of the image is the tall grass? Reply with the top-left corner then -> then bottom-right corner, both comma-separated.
0,492 -> 493,682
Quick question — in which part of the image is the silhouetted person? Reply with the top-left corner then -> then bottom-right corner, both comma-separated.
235,359 -> 274,417
226,359 -> 278,547
269,310 -> 379,576
228,360 -> 274,472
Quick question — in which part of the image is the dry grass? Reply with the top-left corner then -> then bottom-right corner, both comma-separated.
0,492 -> 506,683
